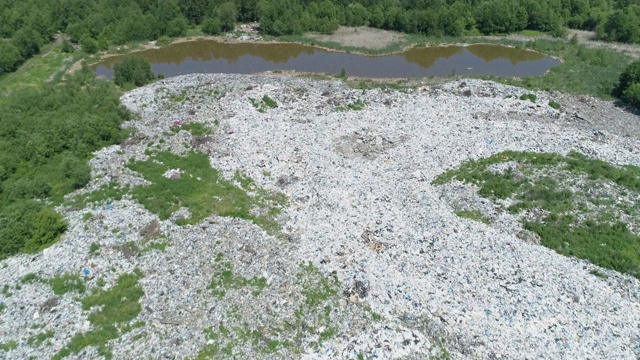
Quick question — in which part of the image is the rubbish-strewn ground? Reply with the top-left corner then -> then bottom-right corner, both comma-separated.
1,74 -> 639,359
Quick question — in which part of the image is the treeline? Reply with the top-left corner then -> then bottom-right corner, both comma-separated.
1,0 -> 640,75
0,70 -> 130,258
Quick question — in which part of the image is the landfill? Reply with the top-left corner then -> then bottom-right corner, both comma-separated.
1,73 -> 639,359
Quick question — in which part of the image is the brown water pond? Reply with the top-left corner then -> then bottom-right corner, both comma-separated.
93,41 -> 561,79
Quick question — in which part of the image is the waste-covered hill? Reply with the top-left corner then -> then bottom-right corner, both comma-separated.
1,74 -> 639,359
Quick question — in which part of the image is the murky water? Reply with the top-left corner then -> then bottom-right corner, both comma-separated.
94,41 -> 560,79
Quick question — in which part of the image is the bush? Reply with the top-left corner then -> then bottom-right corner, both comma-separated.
61,40 -> 75,53
61,156 -> 91,189
615,59 -> 640,109
202,17 -> 222,35
0,42 -> 22,74
12,27 -> 41,59
519,93 -> 537,102
24,207 -> 68,253
113,56 -> 156,87
622,83 -> 640,108
166,17 -> 188,37
80,35 -> 98,54
0,71 -> 129,259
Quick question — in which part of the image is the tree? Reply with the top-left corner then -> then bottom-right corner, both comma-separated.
0,42 -> 22,74
12,27 -> 42,59
345,3 -> 368,26
622,83 -> 640,108
113,56 -> 156,87
202,17 -> 222,35
23,206 -> 67,253
257,0 -> 305,35
603,7 -> 640,43
80,35 -> 98,54
166,16 -> 189,37
614,59 -> 640,108
217,1 -> 238,32
474,0 -> 528,34
180,0 -> 208,24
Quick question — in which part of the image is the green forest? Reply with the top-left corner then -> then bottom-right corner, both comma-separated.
0,0 -> 639,259
2,0 -> 640,74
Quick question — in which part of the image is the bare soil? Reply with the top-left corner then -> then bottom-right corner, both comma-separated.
305,26 -> 406,50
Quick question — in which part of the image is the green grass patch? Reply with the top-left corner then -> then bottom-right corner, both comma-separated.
454,209 -> 490,224
517,30 -> 545,37
0,340 -> 17,352
208,253 -> 267,298
548,100 -> 561,109
27,330 -> 55,347
49,273 -> 86,295
519,93 -> 537,102
336,99 -> 367,111
434,150 -> 640,278
141,240 -> 169,253
89,242 -> 101,254
590,269 -> 609,279
65,182 -> 130,210
128,151 -> 286,234
53,270 -> 144,359
2,284 -> 12,297
173,123 -> 213,136
195,261 -> 369,358
0,43 -> 83,98
21,273 -> 41,284
249,95 -> 279,113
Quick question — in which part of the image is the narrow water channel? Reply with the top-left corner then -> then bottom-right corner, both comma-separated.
94,41 -> 560,79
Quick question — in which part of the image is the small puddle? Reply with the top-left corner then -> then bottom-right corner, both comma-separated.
94,41 -> 560,79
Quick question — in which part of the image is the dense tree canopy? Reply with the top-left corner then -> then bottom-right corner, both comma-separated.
0,70 -> 130,258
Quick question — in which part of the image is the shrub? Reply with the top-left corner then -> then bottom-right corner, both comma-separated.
615,59 -> 640,109
113,56 -> 156,87
202,17 -> 222,35
62,40 -> 75,53
548,100 -> 561,109
166,17 -> 188,37
622,83 -> 640,108
23,207 -> 68,253
12,27 -> 41,59
519,93 -> 537,102
0,42 -> 23,74
80,35 -> 98,54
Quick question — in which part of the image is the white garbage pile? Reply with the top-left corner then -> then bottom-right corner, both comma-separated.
0,73 -> 639,359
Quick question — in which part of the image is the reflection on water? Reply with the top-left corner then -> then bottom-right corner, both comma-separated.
466,44 -> 545,64
94,40 -> 560,79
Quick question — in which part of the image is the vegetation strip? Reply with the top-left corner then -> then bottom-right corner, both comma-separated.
127,151 -> 287,234
434,150 -> 640,278
53,270 -> 144,359
194,260 -> 387,358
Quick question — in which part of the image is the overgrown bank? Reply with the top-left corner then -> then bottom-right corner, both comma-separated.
0,69 -> 130,259
433,150 -> 640,279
